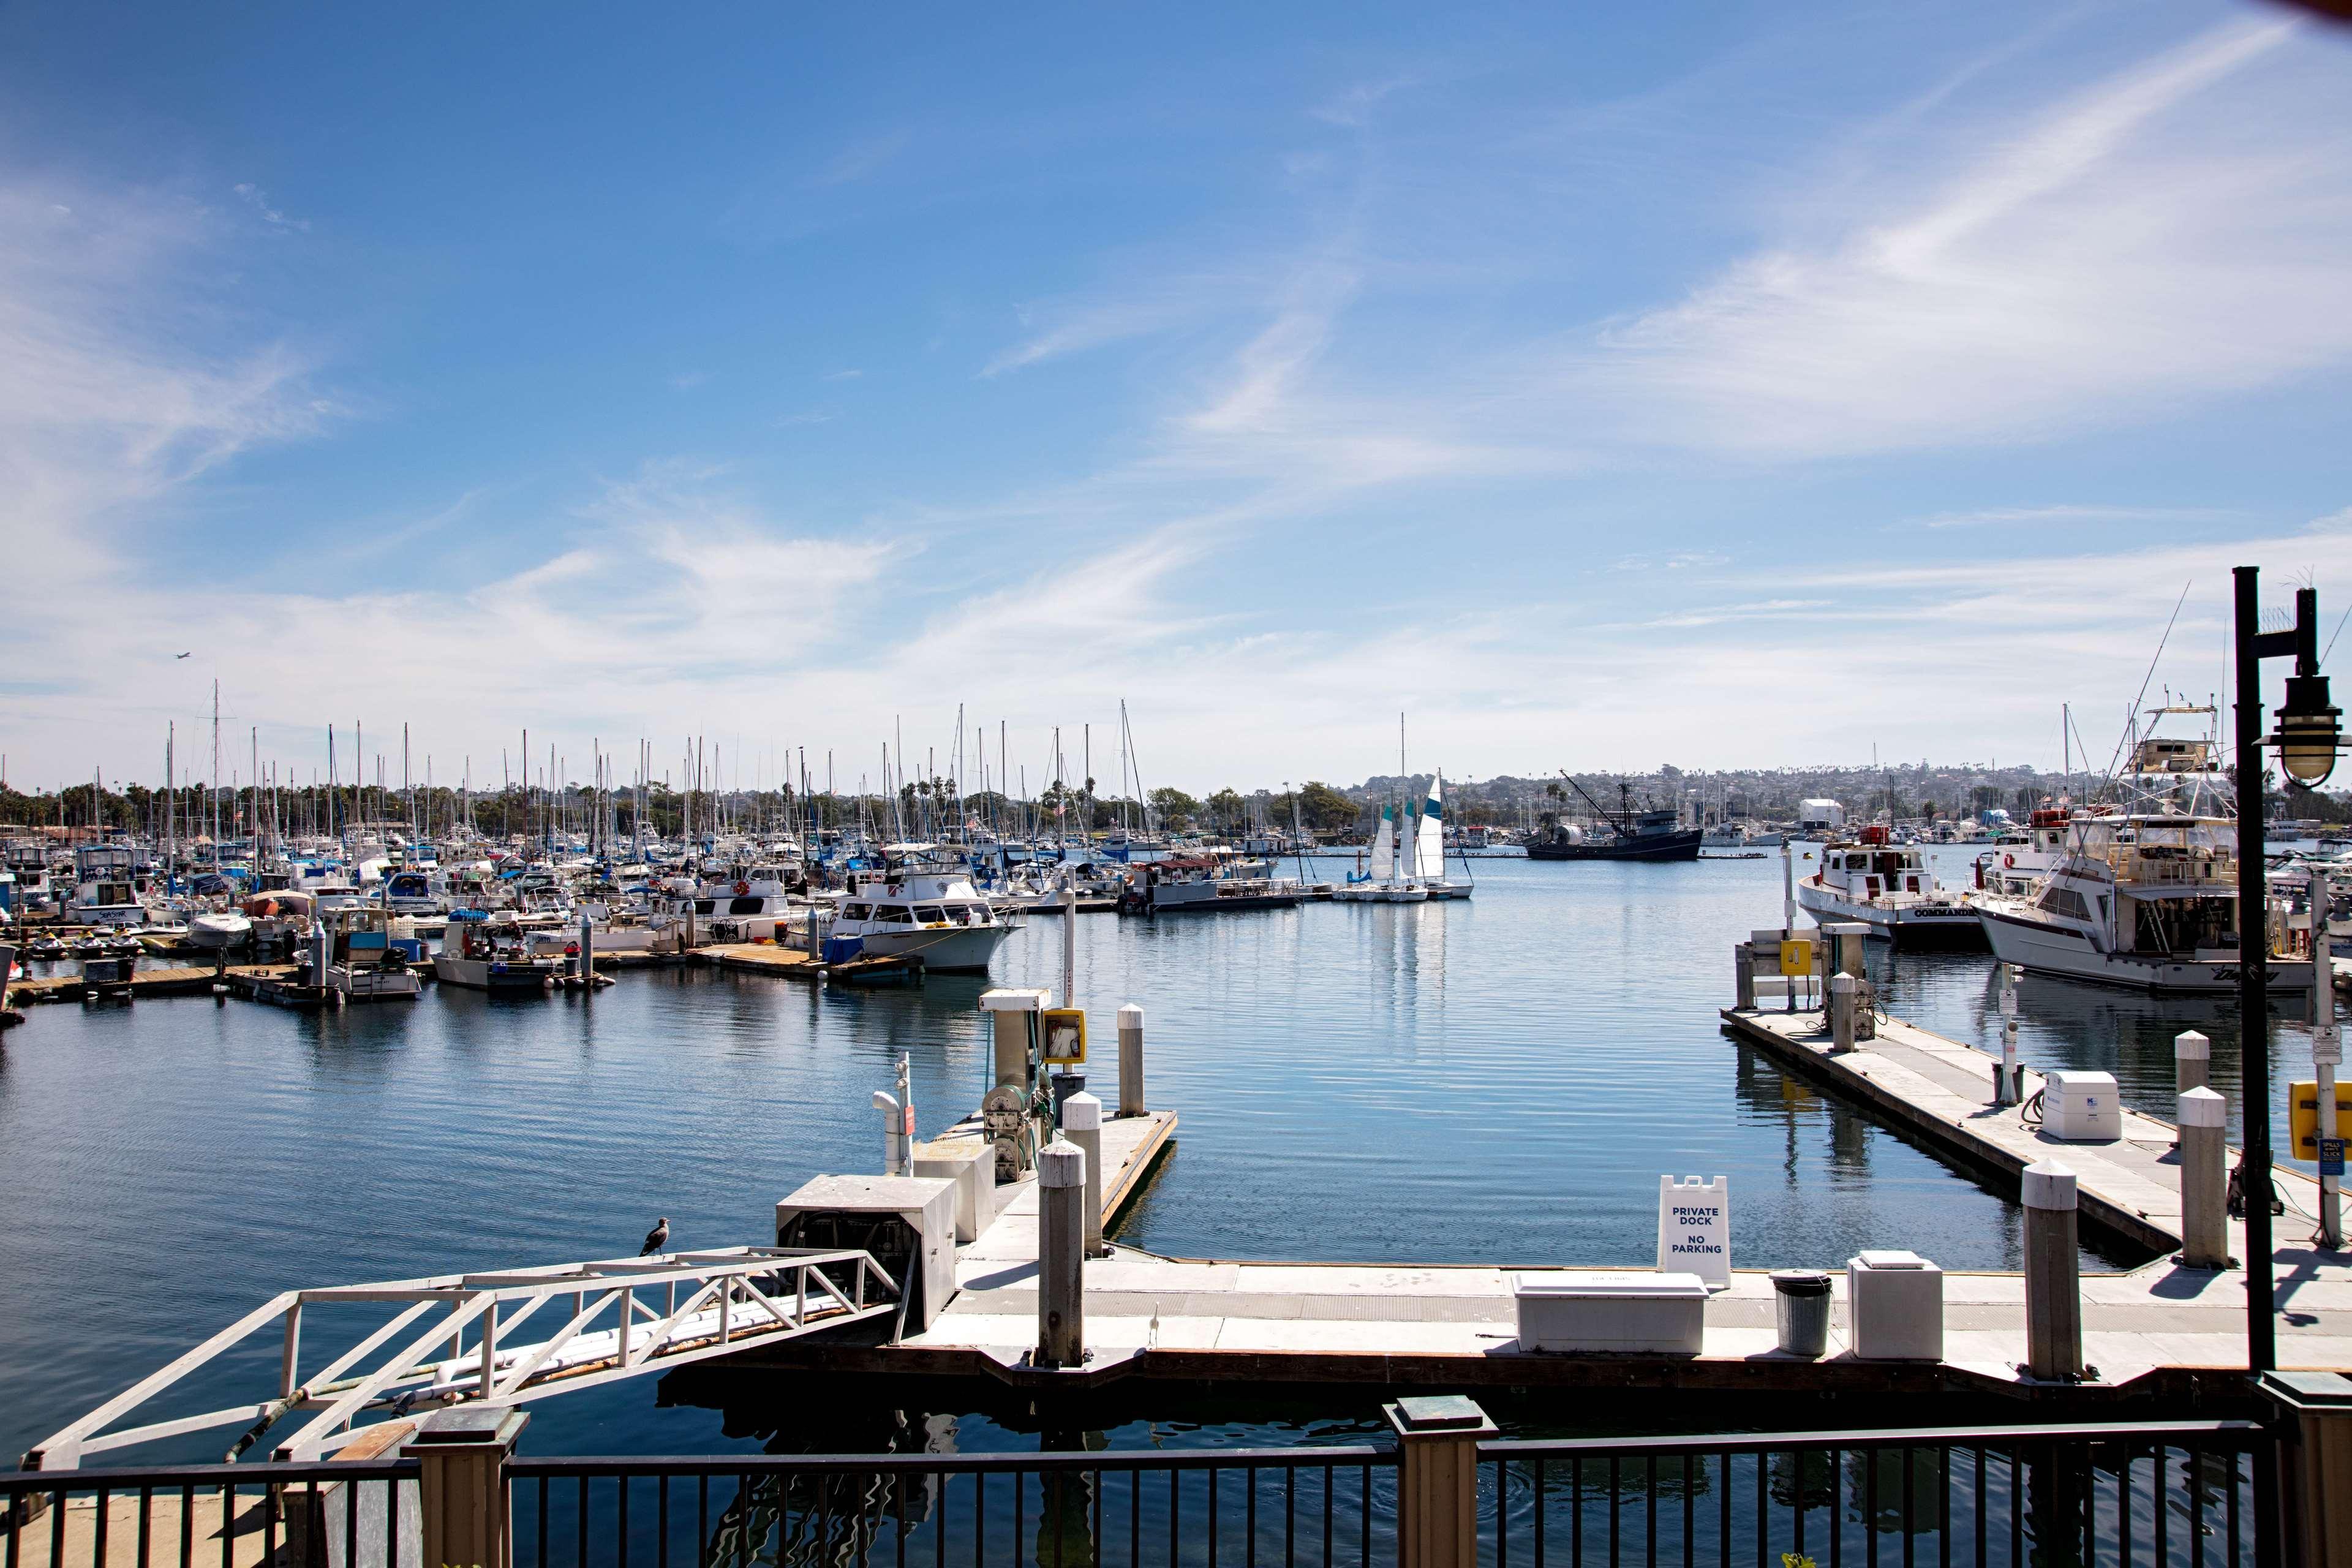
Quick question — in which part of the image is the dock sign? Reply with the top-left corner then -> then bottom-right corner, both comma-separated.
1657,1175 -> 1730,1289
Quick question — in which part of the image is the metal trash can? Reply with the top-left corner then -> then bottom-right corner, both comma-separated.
1771,1270 -> 1833,1358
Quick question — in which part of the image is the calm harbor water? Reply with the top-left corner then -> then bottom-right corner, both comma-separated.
0,846 -> 2316,1463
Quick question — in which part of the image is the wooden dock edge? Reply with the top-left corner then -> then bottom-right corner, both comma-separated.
1101,1112 -> 1177,1235
1718,1007 -> 2181,1258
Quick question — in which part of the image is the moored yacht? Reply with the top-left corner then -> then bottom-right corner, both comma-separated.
1796,828 -> 1983,946
827,863 -> 1014,971
1973,812 -> 2311,993
64,845 -> 148,929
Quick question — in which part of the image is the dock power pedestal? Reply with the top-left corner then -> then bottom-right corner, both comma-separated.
775,1175 -> 959,1335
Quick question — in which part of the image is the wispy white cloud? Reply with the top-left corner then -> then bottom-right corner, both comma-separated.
1556,17 -> 2352,458
232,181 -> 309,233
1909,503 -> 2244,530
0,174 -> 327,587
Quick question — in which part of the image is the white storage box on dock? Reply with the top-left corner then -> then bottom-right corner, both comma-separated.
1846,1250 -> 1943,1361
2043,1071 -> 2122,1142
775,1175 -> 959,1332
912,1139 -> 996,1242
1510,1272 -> 1708,1355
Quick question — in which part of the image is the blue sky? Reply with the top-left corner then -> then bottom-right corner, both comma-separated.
3,1 -> 2349,795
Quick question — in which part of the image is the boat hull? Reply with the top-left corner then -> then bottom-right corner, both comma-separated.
432,954 -> 559,993
850,924 -> 1012,973
1796,881 -> 1985,949
1525,831 -> 1703,862
326,964 -> 421,1002
1977,903 -> 2314,993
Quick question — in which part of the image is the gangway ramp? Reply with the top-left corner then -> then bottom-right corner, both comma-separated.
25,1246 -> 899,1471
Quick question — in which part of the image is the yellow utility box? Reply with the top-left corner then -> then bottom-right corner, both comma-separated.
1778,939 -> 1816,978
2289,1080 -> 2352,1161
1041,1007 -> 1087,1065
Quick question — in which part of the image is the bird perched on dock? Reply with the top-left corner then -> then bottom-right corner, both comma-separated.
639,1217 -> 669,1256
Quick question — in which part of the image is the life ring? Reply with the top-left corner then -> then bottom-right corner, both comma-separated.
2002,854 -> 2015,869
734,880 -> 750,896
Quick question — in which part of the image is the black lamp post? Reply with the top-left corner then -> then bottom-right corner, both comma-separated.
2232,567 -> 2342,1376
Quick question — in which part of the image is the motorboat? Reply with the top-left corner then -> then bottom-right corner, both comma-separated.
434,911 -> 565,993
187,908 -> 254,951
1796,827 -> 1983,947
1121,856 -> 1305,914
64,845 -> 148,929
1973,812 -> 2312,993
827,864 -> 1016,971
322,907 -> 422,1003
687,861 -> 801,942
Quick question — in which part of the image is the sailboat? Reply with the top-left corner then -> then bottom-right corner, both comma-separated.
1334,803 -> 1426,903
1414,772 -> 1472,900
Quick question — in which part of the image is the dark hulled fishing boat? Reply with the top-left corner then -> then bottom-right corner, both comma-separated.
1524,778 -> 1703,862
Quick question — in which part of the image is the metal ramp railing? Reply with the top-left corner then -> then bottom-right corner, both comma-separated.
24,1246 -> 899,1470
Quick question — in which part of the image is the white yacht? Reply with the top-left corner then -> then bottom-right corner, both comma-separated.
187,908 -> 254,951
828,864 -> 1014,971
1974,812 -> 2312,993
688,861 -> 799,941
1795,829 -> 1982,946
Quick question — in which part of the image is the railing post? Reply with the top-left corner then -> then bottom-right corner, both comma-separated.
2264,1371 -> 2352,1568
1385,1397 -> 1494,1568
1117,1003 -> 1145,1115
414,1405 -> 529,1568
1734,943 -> 1755,1010
1036,1139 -> 1085,1368
2177,1087 -> 2231,1269
2024,1160 -> 2083,1381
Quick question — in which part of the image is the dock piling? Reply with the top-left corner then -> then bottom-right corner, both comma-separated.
1117,1003 -> 1145,1115
2176,1030 -> 2211,1096
2179,1087 -> 2231,1268
1063,1091 -> 1106,1256
1828,973 -> 1859,1054
1733,943 -> 1755,1010
1036,1139 -> 1085,1368
2024,1160 -> 2084,1381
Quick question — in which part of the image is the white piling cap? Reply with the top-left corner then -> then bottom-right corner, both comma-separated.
1061,1091 -> 1102,1132
1829,973 -> 1858,993
2174,1030 -> 2211,1061
1118,1003 -> 1144,1027
1038,1140 -> 1085,1188
2022,1159 -> 2078,1211
2178,1086 -> 2226,1129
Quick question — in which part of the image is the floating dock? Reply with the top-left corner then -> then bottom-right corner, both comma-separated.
750,1005 -> 2349,1404
4,963 -> 305,1005
696,941 -> 925,984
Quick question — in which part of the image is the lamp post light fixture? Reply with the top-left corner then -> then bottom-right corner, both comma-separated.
2231,568 -> 2343,1380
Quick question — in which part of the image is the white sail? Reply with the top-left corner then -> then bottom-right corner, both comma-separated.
1415,772 -> 1446,881
1369,805 -> 1396,882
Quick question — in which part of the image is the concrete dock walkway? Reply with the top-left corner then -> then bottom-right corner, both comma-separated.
771,1006 -> 2350,1400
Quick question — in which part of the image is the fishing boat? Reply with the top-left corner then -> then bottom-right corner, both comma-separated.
1525,779 -> 1702,862
1121,856 -> 1305,914
827,864 -> 1014,971
433,910 -> 566,993
1796,827 -> 1983,946
322,907 -> 423,1003
64,845 -> 148,929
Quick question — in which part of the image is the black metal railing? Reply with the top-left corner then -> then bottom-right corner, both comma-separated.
0,1457 -> 419,1567
1482,1421 -> 2272,1567
0,1419 -> 2277,1568
505,1447 -> 1399,1568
